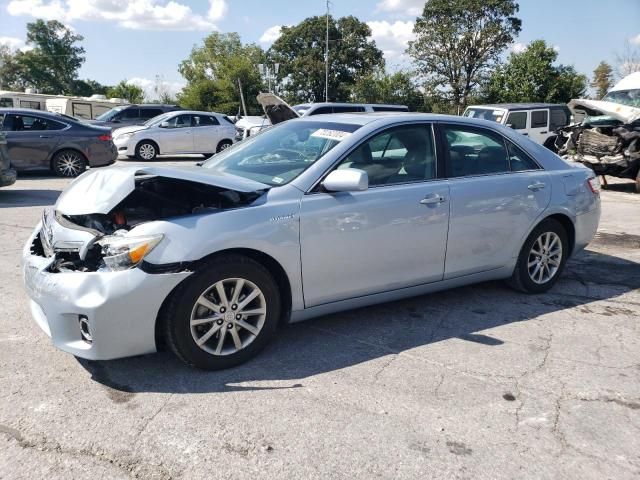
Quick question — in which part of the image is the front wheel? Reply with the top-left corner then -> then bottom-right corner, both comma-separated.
216,139 -> 233,153
52,149 -> 87,177
163,255 -> 281,370
508,219 -> 568,293
136,141 -> 158,160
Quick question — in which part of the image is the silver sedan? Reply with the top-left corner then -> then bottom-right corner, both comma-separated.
22,113 -> 601,369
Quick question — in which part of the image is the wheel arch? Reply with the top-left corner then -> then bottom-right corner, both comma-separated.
539,213 -> 576,257
154,247 -> 293,350
217,138 -> 233,151
136,138 -> 160,155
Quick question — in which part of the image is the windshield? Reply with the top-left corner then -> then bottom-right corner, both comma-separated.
144,112 -> 173,126
293,105 -> 310,115
202,120 -> 361,186
95,106 -> 125,121
463,108 -> 506,123
602,89 -> 640,107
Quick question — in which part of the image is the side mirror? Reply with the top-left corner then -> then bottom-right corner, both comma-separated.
322,168 -> 368,192
160,121 -> 170,128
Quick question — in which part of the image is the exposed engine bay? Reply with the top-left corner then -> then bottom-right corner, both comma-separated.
63,175 -> 264,234
555,97 -> 640,192
39,175 -> 265,273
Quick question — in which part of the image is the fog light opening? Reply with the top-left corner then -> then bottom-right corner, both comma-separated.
79,315 -> 92,343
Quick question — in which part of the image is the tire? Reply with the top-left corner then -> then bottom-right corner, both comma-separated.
135,140 -> 158,160
508,218 -> 568,294
52,149 -> 87,177
216,139 -> 233,153
163,254 -> 281,370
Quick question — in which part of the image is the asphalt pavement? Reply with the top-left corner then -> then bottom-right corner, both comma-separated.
1,158 -> 639,479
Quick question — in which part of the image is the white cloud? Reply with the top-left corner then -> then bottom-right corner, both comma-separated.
6,0 -> 228,31
376,0 -> 425,16
126,77 -> 184,100
0,36 -> 24,50
510,42 -> 526,54
259,25 -> 283,45
630,34 -> 640,46
367,20 -> 415,63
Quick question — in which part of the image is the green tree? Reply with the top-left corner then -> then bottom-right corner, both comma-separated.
591,61 -> 613,99
485,40 -> 587,103
72,79 -> 109,97
408,0 -> 521,113
107,80 -> 145,103
270,15 -> 384,103
351,69 -> 425,111
178,32 -> 264,114
6,19 -> 85,94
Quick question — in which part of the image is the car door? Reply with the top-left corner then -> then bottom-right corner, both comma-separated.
504,110 -> 528,137
191,114 -> 220,153
3,113 -> 62,170
299,123 -> 450,307
528,109 -> 550,144
440,123 -> 551,279
157,114 -> 193,154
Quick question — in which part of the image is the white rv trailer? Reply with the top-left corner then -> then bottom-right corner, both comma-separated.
0,90 -> 128,119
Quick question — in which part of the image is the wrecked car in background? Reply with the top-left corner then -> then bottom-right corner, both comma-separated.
556,72 -> 640,191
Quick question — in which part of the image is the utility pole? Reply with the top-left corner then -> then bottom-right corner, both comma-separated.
325,0 -> 330,102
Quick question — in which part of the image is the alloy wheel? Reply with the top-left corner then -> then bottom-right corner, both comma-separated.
190,278 -> 267,356
139,143 -> 156,160
55,152 -> 84,177
527,231 -> 563,284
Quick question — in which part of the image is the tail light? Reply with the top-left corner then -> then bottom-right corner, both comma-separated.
98,134 -> 112,142
587,176 -> 601,194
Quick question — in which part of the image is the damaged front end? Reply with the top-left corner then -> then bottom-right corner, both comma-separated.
555,99 -> 640,191
35,166 -> 268,273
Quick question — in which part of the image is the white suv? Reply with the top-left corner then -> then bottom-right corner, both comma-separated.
463,103 -> 572,150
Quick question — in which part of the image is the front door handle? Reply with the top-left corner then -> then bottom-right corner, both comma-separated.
420,194 -> 446,206
39,135 -> 51,138
540,131 -> 547,134
528,182 -> 546,190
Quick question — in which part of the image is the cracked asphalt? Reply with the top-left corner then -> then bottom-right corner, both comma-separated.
1,159 -> 639,479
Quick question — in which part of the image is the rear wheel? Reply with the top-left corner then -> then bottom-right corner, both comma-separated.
216,139 -> 233,153
508,219 -> 568,293
136,141 -> 158,160
52,149 -> 87,177
163,255 -> 281,370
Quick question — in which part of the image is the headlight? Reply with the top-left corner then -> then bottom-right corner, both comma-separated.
115,132 -> 134,141
97,234 -> 163,271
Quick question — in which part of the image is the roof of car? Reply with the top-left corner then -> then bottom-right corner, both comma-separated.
296,112 -> 484,127
467,103 -> 567,110
296,102 -> 408,108
126,104 -> 181,108
0,107 -> 70,118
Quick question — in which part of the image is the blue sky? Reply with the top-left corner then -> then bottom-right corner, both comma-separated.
1,0 -> 638,98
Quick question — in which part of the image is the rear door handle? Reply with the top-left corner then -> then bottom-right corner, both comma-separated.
540,131 -> 547,134
528,182 -> 546,190
39,135 -> 51,138
522,133 -> 529,136
420,194 -> 446,206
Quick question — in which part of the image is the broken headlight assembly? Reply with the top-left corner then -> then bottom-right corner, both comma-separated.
97,233 -> 163,271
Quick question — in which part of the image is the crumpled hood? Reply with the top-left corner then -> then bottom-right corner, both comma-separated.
55,165 -> 270,215
257,92 -> 299,125
568,99 -> 640,124
113,125 -> 147,136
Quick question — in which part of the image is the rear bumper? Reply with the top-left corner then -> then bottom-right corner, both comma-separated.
88,143 -> 118,167
0,168 -> 17,187
22,227 -> 191,360
573,200 -> 601,254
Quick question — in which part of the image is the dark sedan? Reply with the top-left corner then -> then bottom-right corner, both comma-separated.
0,108 -> 117,177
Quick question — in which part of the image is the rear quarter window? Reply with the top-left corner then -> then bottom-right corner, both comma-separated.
531,110 -> 549,128
549,109 -> 569,130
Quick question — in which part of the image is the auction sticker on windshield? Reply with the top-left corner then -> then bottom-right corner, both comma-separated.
311,129 -> 352,141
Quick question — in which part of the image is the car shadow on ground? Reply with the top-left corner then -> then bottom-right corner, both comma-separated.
77,248 -> 640,396
601,180 -> 638,193
0,188 -> 62,208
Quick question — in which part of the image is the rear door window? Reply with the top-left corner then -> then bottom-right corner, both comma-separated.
192,115 -> 219,126
140,108 -> 164,120
123,108 -> 140,119
530,110 -> 549,128
507,140 -> 540,171
443,125 -> 510,177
